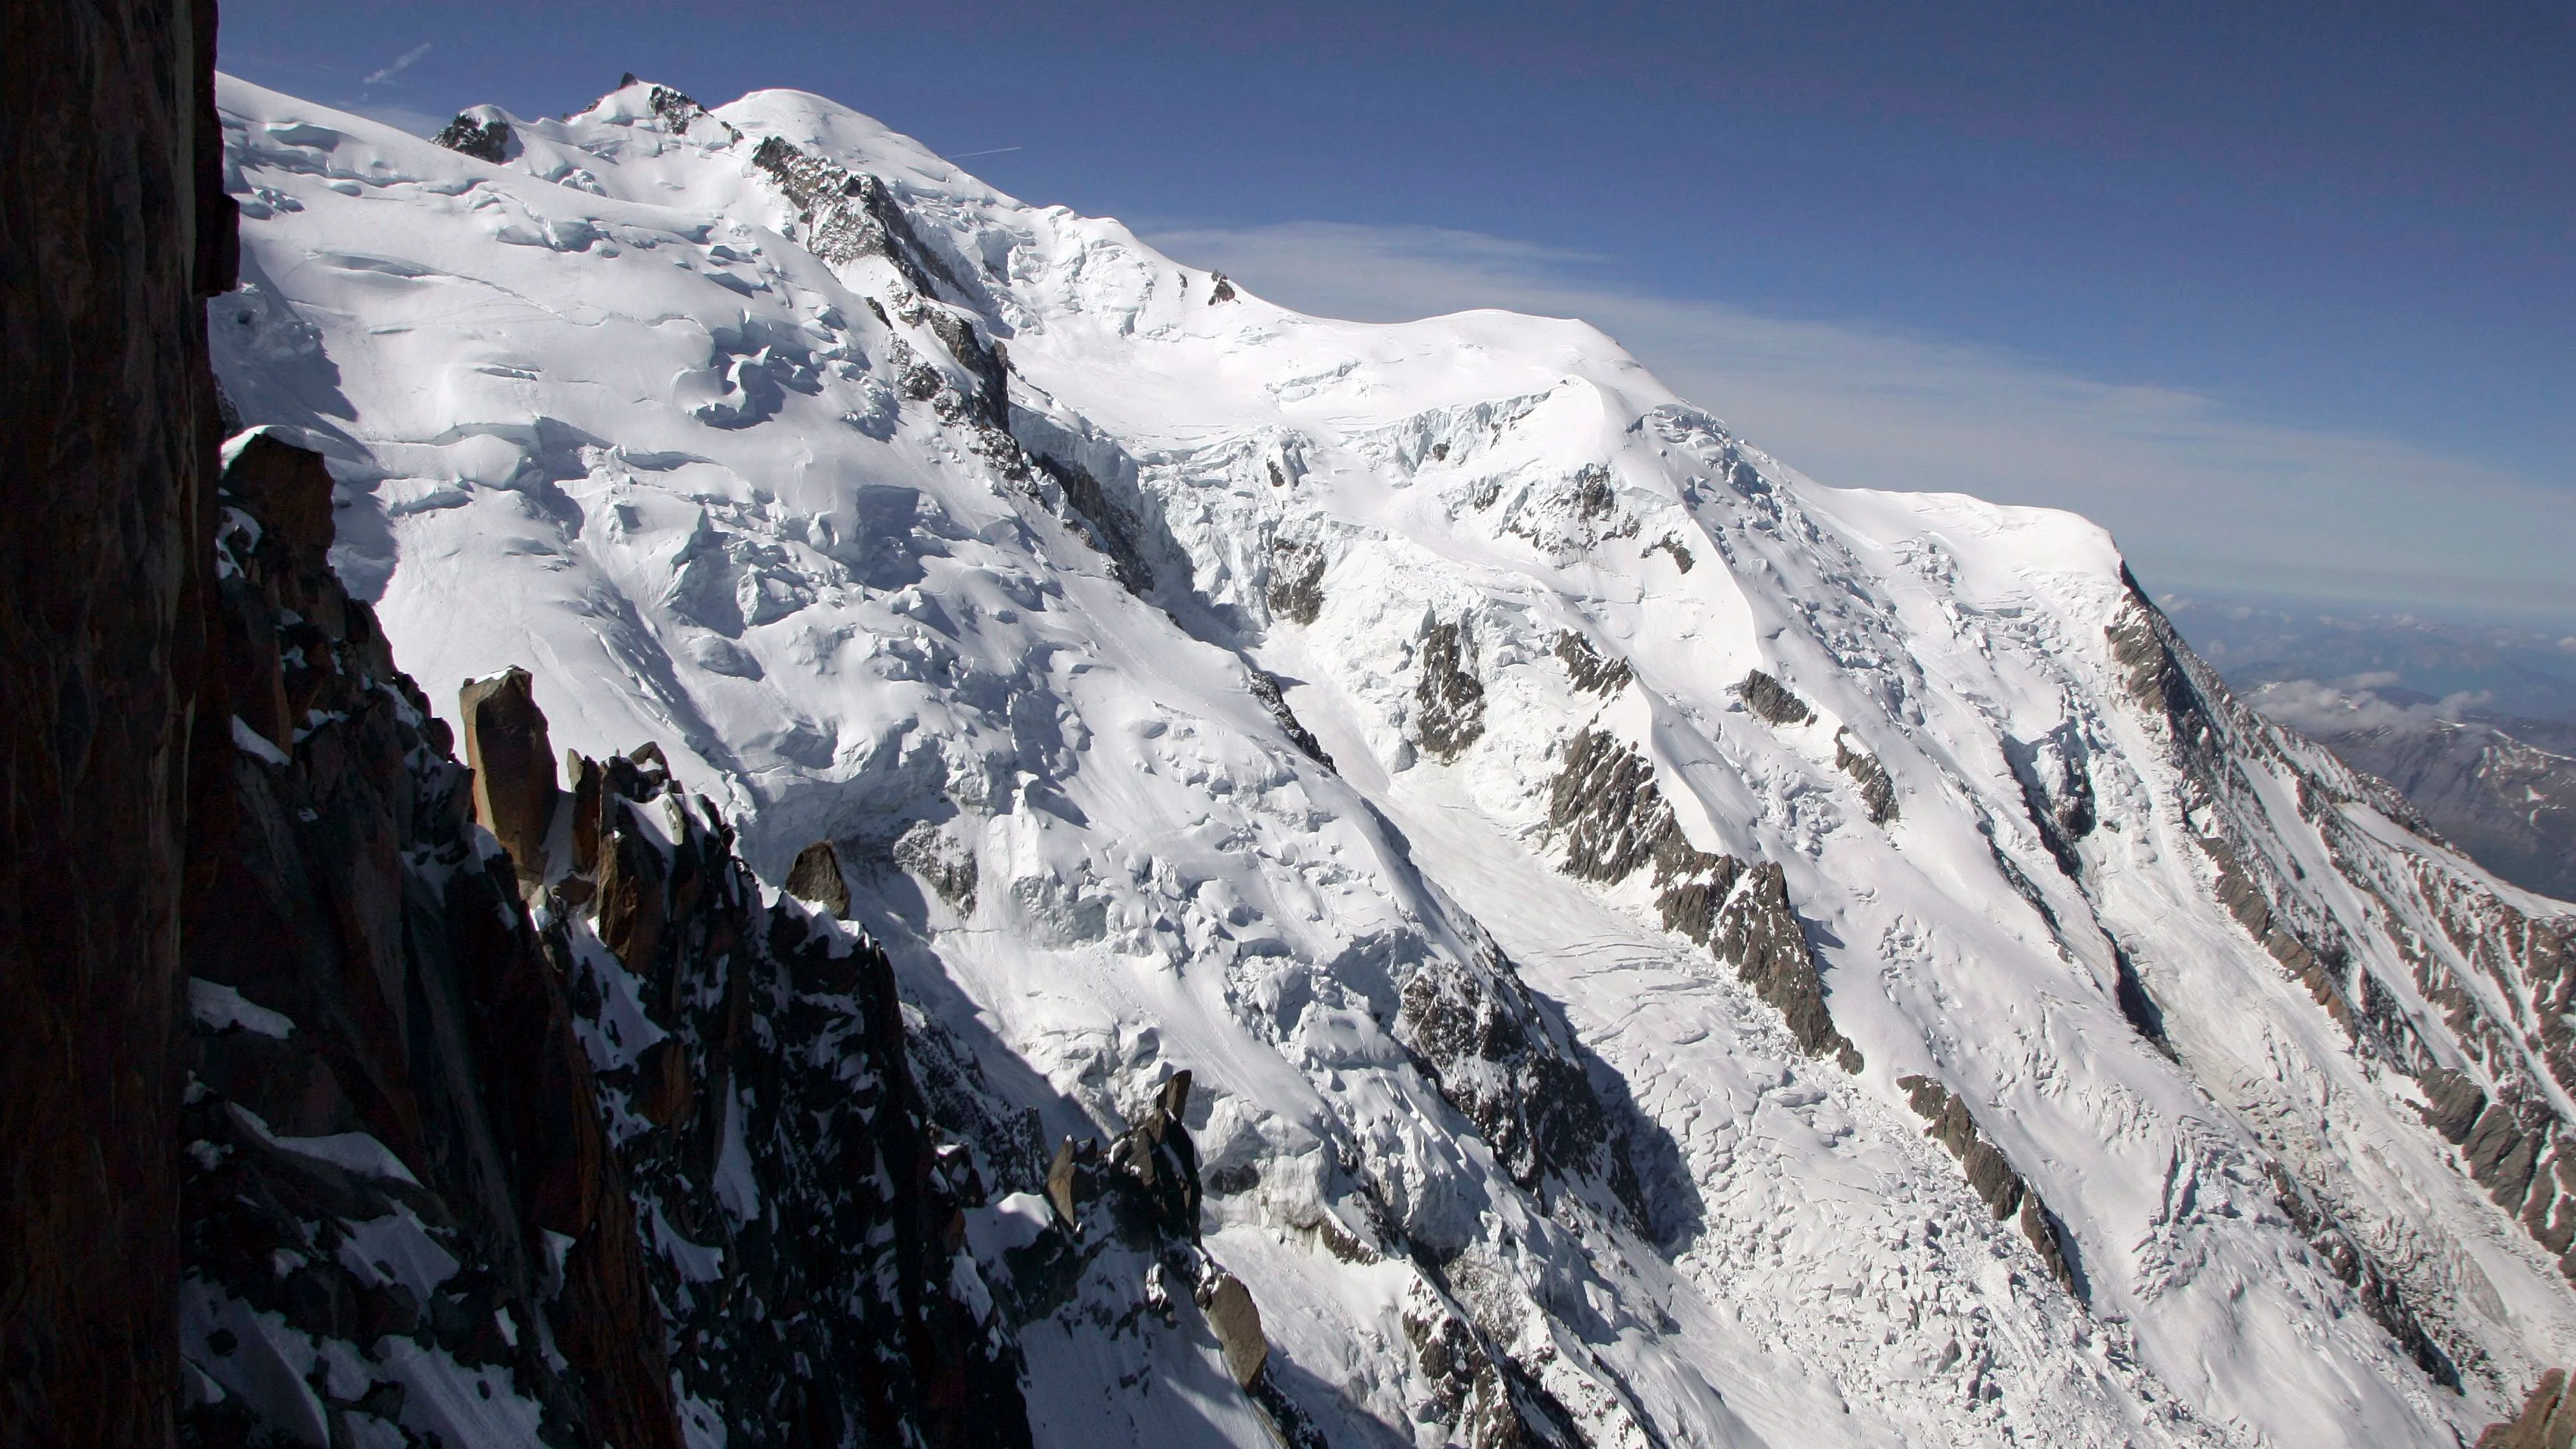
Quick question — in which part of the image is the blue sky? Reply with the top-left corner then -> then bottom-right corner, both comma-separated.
217,1 -> 2575,624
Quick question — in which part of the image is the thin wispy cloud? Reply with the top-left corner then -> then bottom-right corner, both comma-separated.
362,42 -> 431,87
2247,678 -> 2490,736
1144,221 -> 2576,622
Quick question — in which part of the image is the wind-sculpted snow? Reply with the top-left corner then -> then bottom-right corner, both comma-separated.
213,72 -> 2576,1446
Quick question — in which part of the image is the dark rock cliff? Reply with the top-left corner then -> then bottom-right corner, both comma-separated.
1896,1076 -> 2078,1296
1,0 -> 231,1439
557,737 -> 1031,1445
176,437 -> 1034,1445
1548,724 -> 1861,1073
178,437 -> 684,1447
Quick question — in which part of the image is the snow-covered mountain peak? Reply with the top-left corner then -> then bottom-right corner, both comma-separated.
207,71 -> 2576,1448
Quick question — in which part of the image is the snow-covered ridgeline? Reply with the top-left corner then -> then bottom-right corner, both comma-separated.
209,73 -> 2576,1447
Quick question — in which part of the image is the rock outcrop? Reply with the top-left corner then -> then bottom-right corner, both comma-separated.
1720,862 -> 1864,1073
784,838 -> 851,916
1552,728 -> 1697,885
1897,1076 -> 2077,1294
2481,1368 -> 2576,1449
1835,729 -> 1898,823
751,132 -> 959,304
1200,1272 -> 1266,1387
459,666 -> 558,892
176,437 -> 1032,1446
552,737 -> 1030,1445
181,438 -> 681,1447
993,1067 -> 1329,1445
1739,669 -> 1813,727
1553,630 -> 1633,695
1266,539 -> 1325,625
431,108 -> 513,162
1247,665 -> 1334,768
1414,620 -> 1487,759
1550,727 -> 1860,1070
1396,946 -> 1651,1218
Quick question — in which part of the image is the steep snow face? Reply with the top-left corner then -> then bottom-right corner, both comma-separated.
212,74 -> 2576,1448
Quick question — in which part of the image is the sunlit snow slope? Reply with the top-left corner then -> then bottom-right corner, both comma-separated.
212,74 -> 2576,1448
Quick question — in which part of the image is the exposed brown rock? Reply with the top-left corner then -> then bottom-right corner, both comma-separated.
2201,833 -> 2353,1026
1403,1296 -> 1537,1448
895,820 -> 982,912
1245,667 -> 1334,768
523,731 -> 1034,1445
459,668 -> 559,888
1029,450 -> 1156,593
2006,729 -> 2096,878
595,817 -> 670,978
223,432 -> 334,563
1739,669 -> 1813,727
1543,728 -> 1856,1073
565,748 -> 604,876
2258,1161 -> 2458,1388
1548,726 -> 1739,909
2466,1103 -> 2541,1211
1201,1273 -> 1267,1387
1109,1069 -> 1206,1236
1267,539 -> 1325,625
1394,945 -> 1671,1241
2102,577 -> 2202,732
1897,1076 -> 2076,1294
1655,862 -> 1745,945
635,1038 -> 696,1128
179,440 -> 684,1448
1835,729 -> 1898,823
1550,728 -> 1675,884
432,109 -> 512,162
786,839 -> 851,915
1045,1136 -> 1084,1227
1553,631 -> 1633,695
1414,620 -> 1487,759
2480,1367 -> 2576,1449
1720,864 -> 1863,1073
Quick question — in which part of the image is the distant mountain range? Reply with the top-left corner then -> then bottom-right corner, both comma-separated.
2167,595 -> 2576,901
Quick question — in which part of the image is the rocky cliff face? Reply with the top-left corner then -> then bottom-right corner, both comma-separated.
553,737 -> 1031,1444
1,0 -> 230,1439
179,435 -> 680,1446
176,434 -> 1033,1445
